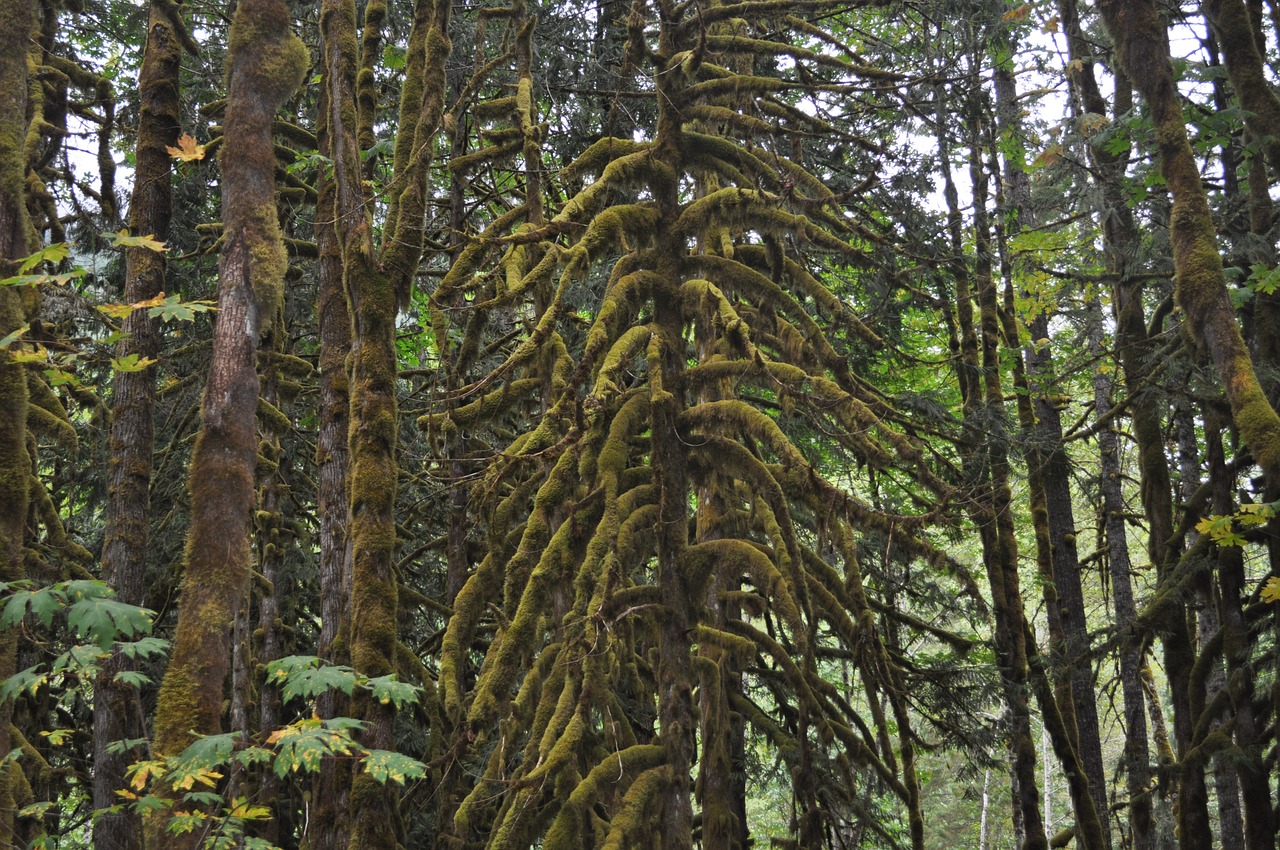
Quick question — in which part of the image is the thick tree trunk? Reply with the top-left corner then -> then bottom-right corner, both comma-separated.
0,1 -> 34,844
149,2 -> 305,844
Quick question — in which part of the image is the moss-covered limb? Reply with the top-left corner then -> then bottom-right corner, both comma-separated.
542,744 -> 667,849
355,0 -> 386,159
379,0 -> 451,308
1100,0 -> 1280,481
418,378 -> 541,431
467,498 -> 595,729
599,765 -> 674,850
1203,0 -> 1280,171
553,150 -> 666,226
28,474 -> 91,567
441,443 -> 579,721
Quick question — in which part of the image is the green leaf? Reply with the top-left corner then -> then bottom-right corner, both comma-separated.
129,794 -> 171,816
269,718 -> 362,778
66,596 -> 154,648
0,324 -> 29,349
105,738 -> 148,756
113,670 -> 152,688
171,733 -> 239,775
364,675 -> 421,709
360,749 -> 427,785
147,293 -> 216,323
118,636 -> 169,659
110,353 -> 158,373
181,791 -> 223,807
0,667 -> 47,702
234,746 -> 273,768
18,243 -> 71,273
266,655 -> 359,701
40,729 -> 74,746
2,584 -> 65,629
19,801 -> 56,819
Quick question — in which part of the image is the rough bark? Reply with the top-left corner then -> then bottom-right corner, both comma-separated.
0,1 -> 34,844
149,2 -> 305,844
307,63 -> 354,850
93,5 -> 182,846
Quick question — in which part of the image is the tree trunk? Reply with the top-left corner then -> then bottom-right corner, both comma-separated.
1100,0 -> 1280,481
0,1 -> 34,844
149,0 -> 305,838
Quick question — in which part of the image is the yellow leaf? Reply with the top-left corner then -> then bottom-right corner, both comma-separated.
1032,145 -> 1063,169
1042,14 -> 1059,32
1002,4 -> 1031,22
166,133 -> 206,162
1261,576 -> 1280,604
104,230 -> 169,253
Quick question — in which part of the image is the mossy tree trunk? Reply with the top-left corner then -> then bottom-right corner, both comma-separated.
1056,2 -> 1158,846
149,0 -> 305,841
93,4 -> 183,847
1099,0 -> 1280,482
322,0 -> 451,844
0,0 -> 34,844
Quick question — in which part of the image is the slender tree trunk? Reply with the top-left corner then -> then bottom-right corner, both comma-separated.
1088,298 -> 1155,850
149,1 -> 306,842
93,14 -> 181,835
307,62 -> 353,850
991,48 -> 1111,844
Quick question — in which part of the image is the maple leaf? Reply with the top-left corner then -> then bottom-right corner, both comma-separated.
103,229 -> 169,253
1261,577 -> 1280,604
1032,145 -> 1064,169
1001,4 -> 1031,22
166,133 -> 206,162
96,302 -> 136,320
111,354 -> 158,373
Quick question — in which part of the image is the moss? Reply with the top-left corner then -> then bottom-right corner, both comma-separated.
543,744 -> 666,849
599,765 -> 672,850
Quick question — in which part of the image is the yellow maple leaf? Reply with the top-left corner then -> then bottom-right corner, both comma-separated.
166,133 -> 206,162
1002,4 -> 1031,22
1261,577 -> 1280,604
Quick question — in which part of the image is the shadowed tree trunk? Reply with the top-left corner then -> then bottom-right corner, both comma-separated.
0,0 -> 34,844
148,1 -> 305,844
93,4 -> 183,847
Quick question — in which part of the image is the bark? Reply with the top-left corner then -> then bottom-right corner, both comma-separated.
307,61 -> 353,850
1202,0 -> 1280,171
328,0 -> 450,844
1204,416 -> 1275,850
0,1 -> 34,844
1088,299 -> 1156,850
93,8 -> 182,845
654,16 -> 694,849
149,1 -> 305,843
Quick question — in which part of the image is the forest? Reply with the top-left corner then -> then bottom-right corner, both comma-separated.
2,0 -> 1280,848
